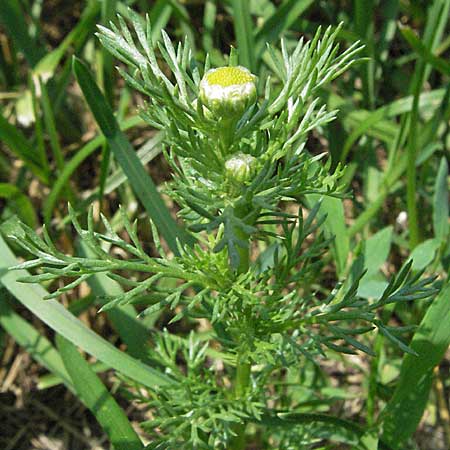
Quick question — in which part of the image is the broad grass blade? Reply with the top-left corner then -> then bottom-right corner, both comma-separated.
57,335 -> 144,450
230,0 -> 256,71
381,282 -> 450,448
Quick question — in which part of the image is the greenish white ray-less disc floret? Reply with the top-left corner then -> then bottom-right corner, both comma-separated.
199,66 -> 257,118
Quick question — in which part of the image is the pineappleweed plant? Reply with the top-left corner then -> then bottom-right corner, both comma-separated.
7,12 -> 436,449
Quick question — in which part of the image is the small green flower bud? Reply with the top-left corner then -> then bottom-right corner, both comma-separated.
225,153 -> 256,184
199,66 -> 257,118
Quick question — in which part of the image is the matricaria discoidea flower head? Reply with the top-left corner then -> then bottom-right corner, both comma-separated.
225,152 -> 257,184
199,66 -> 257,119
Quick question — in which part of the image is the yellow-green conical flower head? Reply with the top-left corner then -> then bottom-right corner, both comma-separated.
199,66 -> 257,118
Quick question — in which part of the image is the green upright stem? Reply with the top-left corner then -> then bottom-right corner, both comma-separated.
236,237 -> 250,275
235,358 -> 251,397
232,356 -> 251,450
231,204 -> 252,450
219,117 -> 238,153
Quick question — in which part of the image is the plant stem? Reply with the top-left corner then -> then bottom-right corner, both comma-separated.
236,238 -> 250,275
235,358 -> 251,397
232,357 -> 251,450
231,204 -> 252,450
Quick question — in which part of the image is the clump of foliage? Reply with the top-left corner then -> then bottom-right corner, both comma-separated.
5,11 -> 439,450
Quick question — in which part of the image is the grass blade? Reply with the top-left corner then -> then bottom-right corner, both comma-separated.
56,335 -> 144,450
42,115 -> 143,226
433,157 -> 449,242
254,0 -> 314,58
399,24 -> 450,76
377,0 -> 400,64
0,183 -> 38,227
32,0 -> 100,81
0,114 -> 49,183
149,0 -> 174,45
39,80 -> 63,168
404,0 -> 450,249
0,0 -> 44,66
339,88 -> 446,163
381,282 -> 450,448
230,0 -> 256,71
308,195 -> 349,277
353,0 -> 375,109
38,360 -> 108,390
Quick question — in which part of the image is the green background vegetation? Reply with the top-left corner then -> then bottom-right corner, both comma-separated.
0,1 -> 448,449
